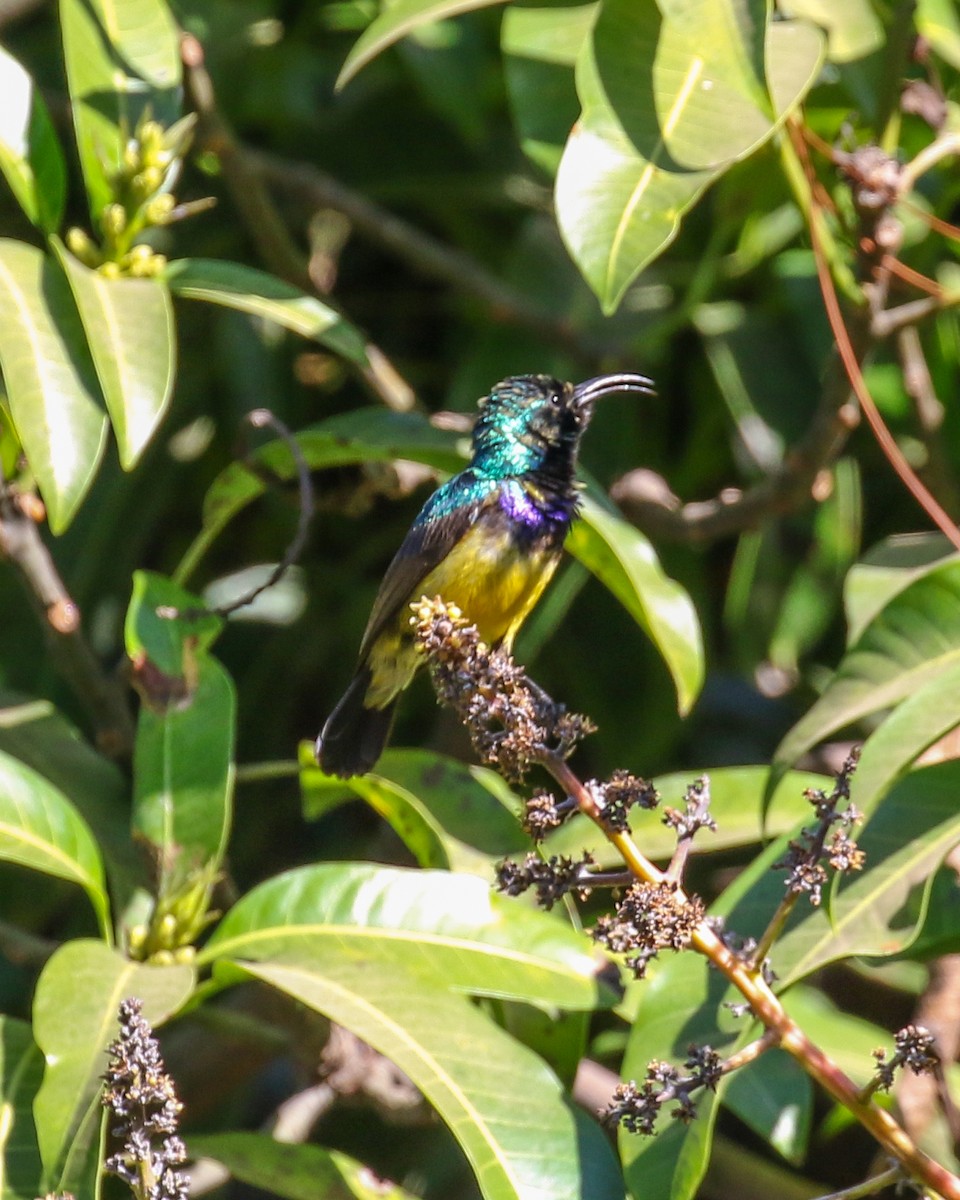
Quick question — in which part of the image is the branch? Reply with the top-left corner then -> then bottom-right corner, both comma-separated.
180,33 -> 415,413
0,489 -> 134,757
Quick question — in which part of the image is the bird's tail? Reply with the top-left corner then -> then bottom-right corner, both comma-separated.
316,667 -> 396,778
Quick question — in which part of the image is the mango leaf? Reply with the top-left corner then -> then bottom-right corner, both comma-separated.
556,0 -> 824,312
546,766 -> 830,866
772,559 -> 960,791
0,748 -> 109,937
0,240 -> 107,533
916,0 -> 960,71
501,4 -> 597,174
188,1133 -> 414,1200
125,570 -> 222,678
722,1050 -> 812,1165
163,259 -> 369,365
0,1017 -> 45,1200
59,0 -> 181,219
54,240 -> 176,469
781,986 -> 888,1086
302,747 -> 527,873
0,45 -> 66,232
568,495 -> 703,714
32,940 -> 193,1200
0,694 -> 145,913
843,533 -> 957,645
201,862 -> 615,1011
733,762 -> 960,989
337,0 -> 511,90
220,956 -> 623,1200
779,0 -> 882,62
174,410 -> 463,584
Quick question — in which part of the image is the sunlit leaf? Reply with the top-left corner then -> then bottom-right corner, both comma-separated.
59,0 -> 181,218
32,941 -> 193,1200
916,0 -> 960,70
0,45 -> 66,231
723,1050 -> 812,1165
779,0 -> 882,62
568,496 -> 704,714
337,0 -> 511,89
0,748 -> 109,936
53,241 -> 176,468
843,533 -> 957,645
163,258 -> 369,364
0,240 -> 107,532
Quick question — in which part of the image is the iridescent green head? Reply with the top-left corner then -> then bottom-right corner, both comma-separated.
471,372 -> 654,479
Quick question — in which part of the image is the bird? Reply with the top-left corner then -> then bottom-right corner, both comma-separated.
316,371 -> 654,778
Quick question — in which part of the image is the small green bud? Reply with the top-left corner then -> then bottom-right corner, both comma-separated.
101,203 -> 127,238
174,946 -> 196,965
127,924 -> 148,954
65,227 -> 101,266
151,949 -> 175,966
99,260 -> 122,279
144,192 -> 176,225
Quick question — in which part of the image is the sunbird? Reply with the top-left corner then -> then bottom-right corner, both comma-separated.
316,371 -> 654,778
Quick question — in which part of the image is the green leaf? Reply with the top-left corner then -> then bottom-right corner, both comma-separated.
224,956 -> 623,1200
59,0 -> 181,219
175,410 -> 464,584
201,862 -> 615,1011
133,656 -> 235,892
568,495 -> 704,715
32,940 -> 193,1200
546,765 -> 831,867
0,694 -> 146,913
163,258 -> 369,364
781,986 -> 888,1086
779,0 -> 882,62
502,4 -> 597,174
0,45 -> 66,232
843,533 -> 957,645
302,747 -> 528,873
772,559 -> 960,788
722,1051 -> 812,1165
916,0 -> 960,70
124,570 -> 223,678
0,748 -> 109,936
0,240 -> 107,532
53,240 -> 176,469
556,0 -> 824,311
337,0 -> 511,90
0,1017 -> 45,1200
187,1133 -> 413,1200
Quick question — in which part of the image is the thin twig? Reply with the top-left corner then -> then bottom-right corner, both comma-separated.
0,488 -> 135,757
180,32 -> 415,412
809,1165 -> 903,1200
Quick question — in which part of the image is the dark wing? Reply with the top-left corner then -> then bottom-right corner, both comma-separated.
358,481 -> 495,660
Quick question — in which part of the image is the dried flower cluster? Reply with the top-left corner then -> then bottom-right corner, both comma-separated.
521,790 -> 577,841
102,998 -> 188,1200
593,769 -> 660,833
603,1045 -> 723,1134
774,747 -> 865,905
593,880 -> 705,979
495,851 -> 596,910
663,776 -> 716,842
411,596 -> 594,779
872,1025 -> 940,1092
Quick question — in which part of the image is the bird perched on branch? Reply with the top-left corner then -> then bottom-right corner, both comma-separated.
316,371 -> 654,778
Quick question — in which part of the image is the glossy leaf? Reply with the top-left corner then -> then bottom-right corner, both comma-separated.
201,862 -> 615,1011
568,496 -> 704,714
723,1050 -> 811,1165
0,694 -> 145,911
772,560 -> 960,789
0,1016 -> 45,1200
223,956 -> 623,1200
782,986 -> 887,1086
32,940 -> 193,1200
59,0 -> 181,218
124,570 -> 222,679
0,240 -> 107,532
337,0 -> 511,89
54,240 -> 176,469
779,0 -> 882,61
163,258 -> 369,364
556,0 -> 824,311
175,411 -> 463,584
302,747 -> 528,873
916,0 -> 960,70
0,748 -> 109,936
188,1133 -> 412,1200
0,45 -> 66,231
546,765 -> 830,866
843,533 -> 957,645
502,4 -> 597,174
133,656 -> 236,892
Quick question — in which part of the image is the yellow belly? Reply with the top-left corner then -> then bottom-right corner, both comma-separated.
365,522 -> 559,707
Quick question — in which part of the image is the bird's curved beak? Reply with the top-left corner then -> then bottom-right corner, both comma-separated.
572,372 -> 655,409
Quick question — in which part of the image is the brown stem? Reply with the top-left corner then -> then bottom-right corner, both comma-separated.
0,490 -> 134,757
542,750 -> 960,1199
180,33 -> 415,413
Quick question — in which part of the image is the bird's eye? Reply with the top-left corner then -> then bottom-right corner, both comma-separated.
550,392 -> 561,407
